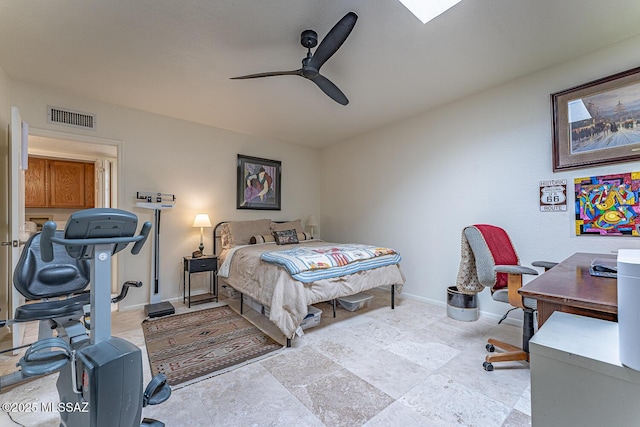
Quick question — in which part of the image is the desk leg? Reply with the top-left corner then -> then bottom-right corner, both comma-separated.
188,272 -> 191,308
536,301 -> 552,327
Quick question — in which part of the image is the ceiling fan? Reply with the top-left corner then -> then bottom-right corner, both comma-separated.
231,11 -> 358,105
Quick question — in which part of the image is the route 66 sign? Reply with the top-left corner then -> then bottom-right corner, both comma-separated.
540,179 -> 567,212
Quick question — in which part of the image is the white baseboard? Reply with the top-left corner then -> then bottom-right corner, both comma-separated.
398,290 -> 524,328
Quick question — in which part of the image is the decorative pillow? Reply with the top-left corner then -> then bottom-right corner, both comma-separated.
297,232 -> 312,241
223,219 -> 272,248
250,232 -> 311,244
220,223 -> 232,249
273,229 -> 299,245
250,234 -> 276,244
271,219 -> 304,234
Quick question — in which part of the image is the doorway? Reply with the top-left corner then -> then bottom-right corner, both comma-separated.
1,125 -> 123,352
26,129 -> 121,293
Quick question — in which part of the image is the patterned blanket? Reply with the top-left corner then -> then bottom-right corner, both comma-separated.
261,244 -> 401,283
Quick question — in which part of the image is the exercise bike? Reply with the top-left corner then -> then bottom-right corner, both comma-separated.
2,208 -> 171,426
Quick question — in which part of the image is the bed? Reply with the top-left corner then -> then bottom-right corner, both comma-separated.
214,219 -> 405,343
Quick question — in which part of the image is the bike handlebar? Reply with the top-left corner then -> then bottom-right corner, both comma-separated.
40,219 -> 152,262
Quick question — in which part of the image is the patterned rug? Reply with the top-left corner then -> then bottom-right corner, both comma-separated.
141,305 -> 282,388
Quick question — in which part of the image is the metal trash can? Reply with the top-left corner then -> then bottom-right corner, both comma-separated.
447,286 -> 479,321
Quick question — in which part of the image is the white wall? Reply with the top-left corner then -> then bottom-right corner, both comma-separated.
9,81 -> 321,309
7,33 -> 640,318
320,33 -> 640,317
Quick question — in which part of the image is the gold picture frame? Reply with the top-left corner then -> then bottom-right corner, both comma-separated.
552,66 -> 640,171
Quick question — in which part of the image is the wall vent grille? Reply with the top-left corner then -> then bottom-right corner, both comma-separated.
47,105 -> 96,130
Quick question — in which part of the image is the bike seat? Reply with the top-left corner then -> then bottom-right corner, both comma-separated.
13,231 -> 90,300
14,293 -> 91,322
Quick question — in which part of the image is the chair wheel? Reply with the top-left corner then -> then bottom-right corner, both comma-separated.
486,344 -> 495,352
483,361 -> 494,371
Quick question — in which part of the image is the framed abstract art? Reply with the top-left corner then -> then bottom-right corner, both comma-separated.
236,154 -> 281,210
574,172 -> 640,236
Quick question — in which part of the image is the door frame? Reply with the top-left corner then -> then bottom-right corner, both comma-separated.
7,107 -> 27,351
27,128 -> 124,293
28,126 -> 122,209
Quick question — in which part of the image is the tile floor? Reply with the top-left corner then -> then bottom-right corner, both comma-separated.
0,287 -> 532,426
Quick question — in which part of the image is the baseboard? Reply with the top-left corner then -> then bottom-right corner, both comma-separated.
398,290 -> 525,328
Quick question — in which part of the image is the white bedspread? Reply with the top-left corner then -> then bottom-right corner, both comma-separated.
218,240 -> 405,339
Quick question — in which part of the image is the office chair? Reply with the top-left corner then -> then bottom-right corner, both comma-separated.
458,224 -> 556,371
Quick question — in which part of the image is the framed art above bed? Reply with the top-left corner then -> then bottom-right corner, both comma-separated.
237,154 -> 281,210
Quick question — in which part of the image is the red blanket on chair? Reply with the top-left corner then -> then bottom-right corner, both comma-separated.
474,224 -> 519,290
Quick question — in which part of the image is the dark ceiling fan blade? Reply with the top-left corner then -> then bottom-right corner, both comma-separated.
230,69 -> 302,79
310,74 -> 349,105
308,12 -> 358,71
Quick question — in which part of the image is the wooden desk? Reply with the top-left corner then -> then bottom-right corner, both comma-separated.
519,252 -> 617,327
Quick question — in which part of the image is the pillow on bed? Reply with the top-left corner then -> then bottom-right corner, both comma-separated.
273,229 -> 299,245
250,234 -> 276,244
271,219 -> 304,234
251,231 -> 311,244
296,232 -> 312,241
220,223 -> 232,249
222,219 -> 272,248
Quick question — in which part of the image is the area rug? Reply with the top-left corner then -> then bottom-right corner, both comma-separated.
141,305 -> 282,388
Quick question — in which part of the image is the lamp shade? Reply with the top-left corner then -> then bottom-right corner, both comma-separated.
306,215 -> 319,227
192,213 -> 212,228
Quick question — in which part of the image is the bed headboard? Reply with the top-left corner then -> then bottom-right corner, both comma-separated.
212,221 -> 227,256
212,220 -> 297,255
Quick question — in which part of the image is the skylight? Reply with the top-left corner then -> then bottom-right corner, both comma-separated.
398,0 -> 463,24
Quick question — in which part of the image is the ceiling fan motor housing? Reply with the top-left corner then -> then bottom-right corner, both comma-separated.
300,30 -> 318,48
301,58 -> 319,78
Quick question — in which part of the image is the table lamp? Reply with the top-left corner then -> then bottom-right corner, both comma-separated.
306,214 -> 319,238
192,213 -> 212,253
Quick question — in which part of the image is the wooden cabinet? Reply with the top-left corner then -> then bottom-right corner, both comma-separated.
49,160 -> 95,208
25,157 -> 49,207
25,157 -> 95,209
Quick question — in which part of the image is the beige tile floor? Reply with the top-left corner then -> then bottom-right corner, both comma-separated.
0,287 -> 532,426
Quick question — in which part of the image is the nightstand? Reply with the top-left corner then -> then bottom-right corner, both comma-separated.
183,255 -> 218,308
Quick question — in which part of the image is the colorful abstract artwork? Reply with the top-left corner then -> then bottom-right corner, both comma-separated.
575,172 -> 640,236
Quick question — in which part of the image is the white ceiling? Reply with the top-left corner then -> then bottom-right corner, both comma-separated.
2,0 -> 640,149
